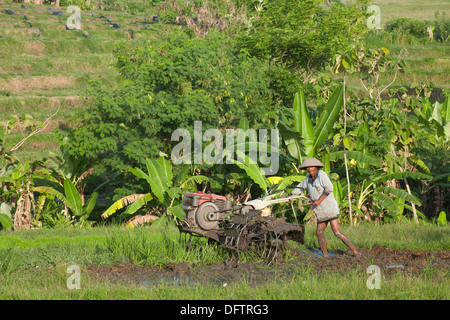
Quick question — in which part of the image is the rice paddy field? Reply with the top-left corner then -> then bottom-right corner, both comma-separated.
0,222 -> 448,301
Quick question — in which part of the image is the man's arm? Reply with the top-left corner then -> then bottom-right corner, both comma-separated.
314,170 -> 333,206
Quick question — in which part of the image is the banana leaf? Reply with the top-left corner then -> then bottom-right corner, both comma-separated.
333,180 -> 344,206
409,154 -> 431,174
173,165 -> 191,187
233,151 -> 270,192
102,194 -> 148,219
84,192 -> 98,217
374,186 -> 422,205
179,175 -> 210,189
64,179 -> 83,216
124,193 -> 153,215
312,85 -> 343,155
402,203 -> 426,220
168,204 -> 185,220
274,174 -> 306,191
293,90 -> 314,157
0,213 -> 12,228
128,167 -> 152,185
372,192 -> 399,216
372,171 -> 432,184
156,157 -> 173,187
144,158 -> 169,203
329,150 -> 381,167
0,203 -> 13,228
277,120 -> 305,161
33,186 -> 66,206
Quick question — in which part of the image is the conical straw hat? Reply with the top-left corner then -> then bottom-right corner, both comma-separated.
299,157 -> 324,169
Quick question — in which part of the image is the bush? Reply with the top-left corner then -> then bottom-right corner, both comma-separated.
42,0 -> 93,10
434,13 -> 450,42
385,16 -> 450,42
385,18 -> 430,39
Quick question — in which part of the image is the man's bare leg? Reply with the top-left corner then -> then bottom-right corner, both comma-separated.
316,221 -> 328,257
329,219 -> 361,258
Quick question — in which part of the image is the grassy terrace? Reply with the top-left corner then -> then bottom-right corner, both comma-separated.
0,1 -> 154,161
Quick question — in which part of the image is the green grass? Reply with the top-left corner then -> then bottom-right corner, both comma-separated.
345,0 -> 450,24
0,222 -> 448,299
371,0 -> 449,24
302,220 -> 450,251
0,224 -> 226,267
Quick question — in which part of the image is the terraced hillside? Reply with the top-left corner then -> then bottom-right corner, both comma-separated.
1,1 -> 449,162
0,1 -> 156,161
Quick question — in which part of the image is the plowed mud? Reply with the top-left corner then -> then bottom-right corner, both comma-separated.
86,243 -> 449,287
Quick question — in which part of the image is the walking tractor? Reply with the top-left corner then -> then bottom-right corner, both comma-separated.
178,186 -> 310,264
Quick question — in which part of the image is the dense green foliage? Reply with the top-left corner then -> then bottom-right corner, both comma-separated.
237,0 -> 369,103
385,15 -> 450,43
0,0 -> 448,230
69,31 -> 272,171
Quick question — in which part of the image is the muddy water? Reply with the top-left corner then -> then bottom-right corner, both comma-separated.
307,249 -> 336,257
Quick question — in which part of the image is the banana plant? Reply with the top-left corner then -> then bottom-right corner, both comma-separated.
233,151 -> 271,193
325,144 -> 432,221
341,168 -> 431,221
34,178 -> 98,222
417,99 -> 450,143
45,130 -> 95,206
278,85 -> 344,164
233,150 -> 307,203
102,157 -> 210,221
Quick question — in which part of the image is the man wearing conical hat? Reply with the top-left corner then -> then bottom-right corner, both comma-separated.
291,157 -> 361,258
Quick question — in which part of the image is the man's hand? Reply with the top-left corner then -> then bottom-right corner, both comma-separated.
313,194 -> 328,207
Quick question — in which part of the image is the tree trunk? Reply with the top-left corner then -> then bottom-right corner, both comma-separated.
13,189 -> 32,231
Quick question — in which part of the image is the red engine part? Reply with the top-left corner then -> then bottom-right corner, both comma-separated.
182,192 -> 232,230
183,191 -> 227,208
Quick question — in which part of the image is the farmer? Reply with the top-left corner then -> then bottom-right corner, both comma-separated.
290,157 -> 361,258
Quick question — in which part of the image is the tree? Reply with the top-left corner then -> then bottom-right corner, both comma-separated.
68,30 -> 273,173
238,0 -> 369,104
329,46 -> 444,223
